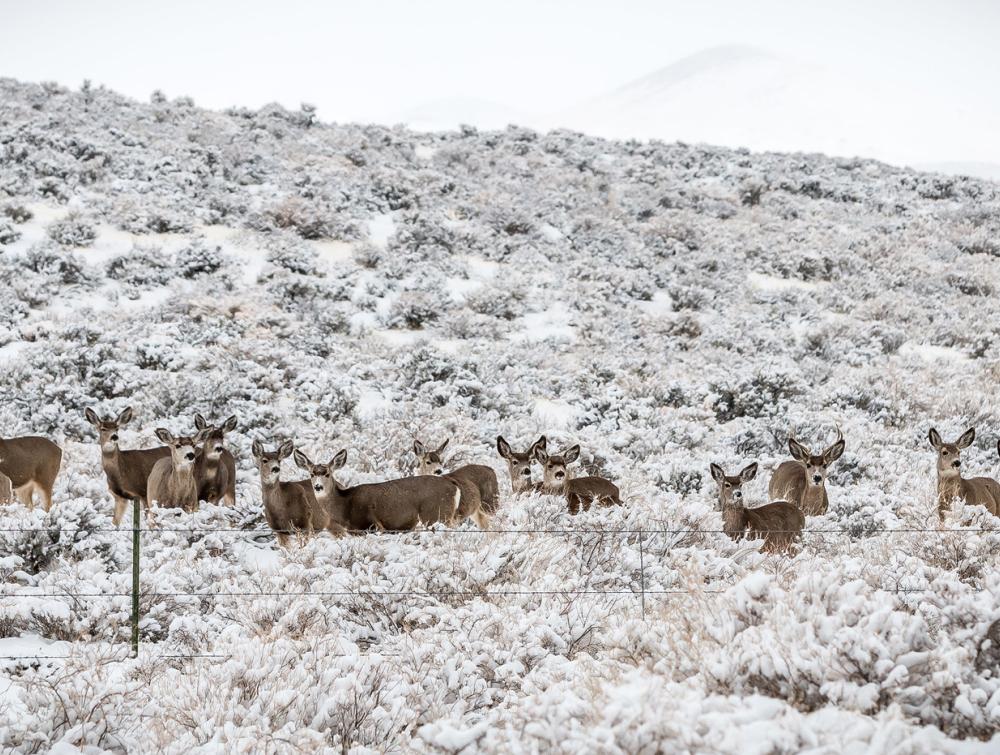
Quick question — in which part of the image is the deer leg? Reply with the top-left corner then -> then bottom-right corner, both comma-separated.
473,509 -> 490,530
14,484 -> 35,510
224,489 -> 236,507
39,483 -> 54,512
111,495 -> 129,525
567,494 -> 579,515
276,531 -> 291,549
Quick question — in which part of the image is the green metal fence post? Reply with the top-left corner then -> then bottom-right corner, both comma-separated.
131,497 -> 140,658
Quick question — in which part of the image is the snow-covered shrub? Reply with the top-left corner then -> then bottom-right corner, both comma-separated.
45,212 -> 98,247
0,220 -> 21,246
175,238 -> 225,277
105,243 -> 174,287
264,234 -> 321,276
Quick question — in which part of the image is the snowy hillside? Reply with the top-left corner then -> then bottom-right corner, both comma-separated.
1,78 -> 999,752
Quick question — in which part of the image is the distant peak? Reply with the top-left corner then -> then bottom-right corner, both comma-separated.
614,45 -> 776,92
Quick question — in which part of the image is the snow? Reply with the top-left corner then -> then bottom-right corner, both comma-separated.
367,213 -> 396,248
0,77 -> 999,752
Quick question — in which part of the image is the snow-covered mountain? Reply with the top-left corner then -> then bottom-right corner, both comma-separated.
398,45 -> 1000,179
1,78 -> 999,752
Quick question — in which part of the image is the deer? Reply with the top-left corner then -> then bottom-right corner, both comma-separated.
928,428 -> 1000,521
496,435 -> 547,495
768,428 -> 845,516
85,407 -> 170,524
413,438 -> 499,528
252,440 -> 329,547
711,462 -> 804,554
293,447 -> 462,532
192,413 -> 238,506
146,428 -> 211,513
533,443 -> 621,514
0,435 -> 62,511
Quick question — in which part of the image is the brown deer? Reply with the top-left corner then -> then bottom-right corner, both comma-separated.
0,435 -> 62,511
294,447 -> 461,532
413,438 -> 499,527
252,440 -> 329,547
146,428 -> 210,513
768,428 -> 845,516
533,444 -> 621,514
928,428 -> 1000,520
85,407 -> 169,524
192,413 -> 238,506
292,449 -> 350,535
496,435 -> 547,494
711,462 -> 804,554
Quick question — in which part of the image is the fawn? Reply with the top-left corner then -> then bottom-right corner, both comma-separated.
711,462 -> 804,554
253,440 -> 329,547
86,407 -> 170,524
413,438 -> 499,527
533,443 -> 621,514
928,428 -> 1000,520
295,447 -> 462,531
147,428 -> 210,513
0,435 -> 62,511
769,428 -> 844,515
192,413 -> 238,505
496,435 -> 547,494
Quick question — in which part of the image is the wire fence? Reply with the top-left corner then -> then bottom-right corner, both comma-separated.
1,511 -> 995,662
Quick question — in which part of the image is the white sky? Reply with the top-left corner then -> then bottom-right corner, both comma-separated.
3,0 -> 999,170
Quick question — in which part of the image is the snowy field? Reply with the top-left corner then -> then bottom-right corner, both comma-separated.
0,78 -> 999,752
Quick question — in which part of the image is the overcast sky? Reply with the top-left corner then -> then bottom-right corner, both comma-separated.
3,1 -> 999,170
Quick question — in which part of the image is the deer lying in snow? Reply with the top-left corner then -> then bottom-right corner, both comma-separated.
294,447 -> 462,532
192,413 -> 238,506
711,462 -> 803,554
253,440 -> 329,547
496,435 -> 547,495
86,407 -> 169,524
769,428 -> 845,516
413,438 -> 498,527
928,428 -> 1000,520
0,434 -> 62,511
533,443 -> 620,514
147,428 -> 210,513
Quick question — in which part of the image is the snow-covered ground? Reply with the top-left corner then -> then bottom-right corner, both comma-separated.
0,78 -> 999,752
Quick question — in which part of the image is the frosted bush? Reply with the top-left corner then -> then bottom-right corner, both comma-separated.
45,212 -> 97,247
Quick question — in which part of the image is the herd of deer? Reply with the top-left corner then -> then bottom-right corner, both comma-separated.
1,411 -> 999,552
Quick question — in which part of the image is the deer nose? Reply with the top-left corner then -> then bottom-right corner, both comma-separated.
555,471 -> 565,480
214,445 -> 224,453
435,469 -> 443,475
110,434 -> 118,442
185,452 -> 196,461
521,468 -> 531,476
952,460 -> 961,469
271,466 -> 280,474
734,490 -> 742,499
812,474 -> 822,484
314,483 -> 323,492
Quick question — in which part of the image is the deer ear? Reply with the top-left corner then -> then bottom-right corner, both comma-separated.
222,415 -> 238,433
533,446 -> 549,465
824,439 -> 845,463
251,440 -> 264,458
193,413 -> 207,430
709,463 -> 726,484
788,438 -> 809,462
928,428 -> 942,449
85,408 -> 100,426
116,406 -> 133,426
278,440 -> 295,459
154,428 -> 173,444
194,428 -> 211,443
535,435 -> 547,451
293,449 -> 310,469
437,438 -> 450,454
496,436 -> 512,459
413,440 -> 425,456
957,428 -> 975,449
563,445 -> 580,463
739,462 -> 758,482
332,449 -> 347,469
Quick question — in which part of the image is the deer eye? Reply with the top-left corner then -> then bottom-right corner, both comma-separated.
724,482 -> 731,488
